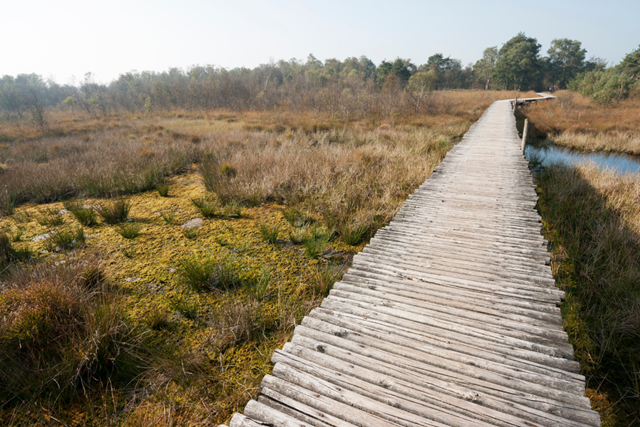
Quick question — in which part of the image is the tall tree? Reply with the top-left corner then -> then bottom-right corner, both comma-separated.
474,47 -> 498,90
618,45 -> 640,78
376,58 -> 413,88
493,33 -> 542,91
547,38 -> 587,88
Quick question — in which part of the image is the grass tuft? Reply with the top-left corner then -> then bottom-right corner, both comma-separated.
339,220 -> 369,246
182,227 -> 197,239
161,211 -> 174,224
97,199 -> 131,224
63,200 -> 97,226
1,231 -> 31,270
192,197 -> 220,218
289,225 -> 308,244
156,182 -> 170,197
303,226 -> 330,258
310,263 -> 347,297
178,254 -> 246,292
48,227 -> 85,250
117,221 -> 141,239
38,208 -> 64,227
259,222 -> 279,244
146,306 -> 170,330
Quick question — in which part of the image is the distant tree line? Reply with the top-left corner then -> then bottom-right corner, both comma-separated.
1,33 -> 638,129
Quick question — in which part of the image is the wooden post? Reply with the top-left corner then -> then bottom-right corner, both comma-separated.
521,119 -> 529,153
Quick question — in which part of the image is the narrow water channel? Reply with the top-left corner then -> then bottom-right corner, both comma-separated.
525,144 -> 640,176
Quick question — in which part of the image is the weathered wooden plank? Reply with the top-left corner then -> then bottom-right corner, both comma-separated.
297,318 -> 583,394
276,347 -> 597,427
309,308 -> 580,373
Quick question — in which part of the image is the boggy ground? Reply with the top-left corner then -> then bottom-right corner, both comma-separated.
523,90 -> 640,155
0,90 -> 510,425
1,172 -> 361,425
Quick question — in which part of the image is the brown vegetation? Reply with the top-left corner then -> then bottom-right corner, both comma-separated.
524,90 -> 640,154
0,90 -> 516,425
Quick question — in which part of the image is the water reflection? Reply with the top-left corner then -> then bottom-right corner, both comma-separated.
525,144 -> 640,176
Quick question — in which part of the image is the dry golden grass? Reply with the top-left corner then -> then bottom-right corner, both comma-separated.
524,90 -> 640,155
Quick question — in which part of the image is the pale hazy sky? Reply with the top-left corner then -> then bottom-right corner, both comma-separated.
2,0 -> 639,84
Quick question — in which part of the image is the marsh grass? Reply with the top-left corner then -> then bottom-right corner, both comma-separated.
0,93 -> 496,424
63,200 -> 97,226
537,163 -> 640,424
97,199 -> 131,224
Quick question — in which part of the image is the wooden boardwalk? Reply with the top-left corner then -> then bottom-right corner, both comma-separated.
223,100 -> 601,427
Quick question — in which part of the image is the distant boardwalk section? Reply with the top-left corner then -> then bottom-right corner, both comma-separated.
222,100 -> 601,427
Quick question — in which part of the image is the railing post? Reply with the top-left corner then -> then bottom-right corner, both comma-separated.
521,118 -> 529,153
